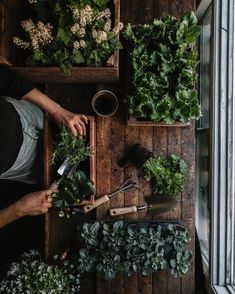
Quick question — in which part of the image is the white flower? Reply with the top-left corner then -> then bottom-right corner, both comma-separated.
79,28 -> 86,37
13,37 -> 30,49
73,41 -> 80,49
28,0 -> 37,3
71,23 -> 80,34
95,30 -> 107,44
104,19 -> 112,32
80,40 -> 86,48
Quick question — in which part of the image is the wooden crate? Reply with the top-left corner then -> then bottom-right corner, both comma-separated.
0,0 -> 120,83
127,116 -> 191,127
44,115 -> 96,258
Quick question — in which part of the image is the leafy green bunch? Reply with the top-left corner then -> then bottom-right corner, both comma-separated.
0,250 -> 80,294
50,125 -> 93,166
77,221 -> 192,280
52,170 -> 95,217
14,0 -> 123,73
123,11 -> 201,123
143,154 -> 187,196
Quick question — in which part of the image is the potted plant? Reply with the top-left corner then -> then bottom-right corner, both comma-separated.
123,11 -> 201,127
77,220 -> 192,280
2,0 -> 122,82
0,250 -> 80,293
47,124 -> 96,217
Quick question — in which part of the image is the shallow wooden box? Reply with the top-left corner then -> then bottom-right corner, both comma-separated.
44,115 -> 96,257
0,0 -> 120,83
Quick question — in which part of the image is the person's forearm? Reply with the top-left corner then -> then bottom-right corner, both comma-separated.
0,203 -> 21,229
22,88 -> 61,116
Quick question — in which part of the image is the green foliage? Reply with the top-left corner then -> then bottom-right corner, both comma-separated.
14,0 -> 122,73
77,221 -> 192,280
50,126 -> 93,166
0,250 -> 80,294
143,154 -> 187,196
123,11 -> 201,123
52,170 -> 95,215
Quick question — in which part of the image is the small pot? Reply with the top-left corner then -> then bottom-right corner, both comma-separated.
92,90 -> 118,117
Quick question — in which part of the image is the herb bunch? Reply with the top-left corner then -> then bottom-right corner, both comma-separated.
123,11 -> 201,124
77,221 -> 192,280
0,250 -> 80,294
14,0 -> 123,73
50,125 -> 93,166
143,154 -> 187,196
52,170 -> 95,217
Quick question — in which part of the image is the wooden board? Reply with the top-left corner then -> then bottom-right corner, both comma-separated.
127,117 -> 191,128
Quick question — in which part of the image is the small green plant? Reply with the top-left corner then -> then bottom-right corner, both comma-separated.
50,126 -> 93,166
143,154 -> 187,196
0,250 -> 80,294
77,221 -> 192,280
123,11 -> 201,123
14,0 -> 123,73
52,170 -> 95,217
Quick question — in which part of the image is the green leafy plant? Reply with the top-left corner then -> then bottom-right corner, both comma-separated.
143,154 -> 187,196
52,170 -> 95,217
0,250 -> 80,294
50,126 -> 93,166
123,11 -> 201,123
77,221 -> 192,280
14,0 -> 123,73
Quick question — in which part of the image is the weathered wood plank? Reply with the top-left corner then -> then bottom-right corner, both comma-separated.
12,67 -> 119,84
181,123 -> 195,294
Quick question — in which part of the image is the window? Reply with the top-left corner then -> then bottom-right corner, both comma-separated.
196,0 -> 235,292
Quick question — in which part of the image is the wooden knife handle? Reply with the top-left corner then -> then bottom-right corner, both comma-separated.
83,195 -> 110,213
110,206 -> 138,216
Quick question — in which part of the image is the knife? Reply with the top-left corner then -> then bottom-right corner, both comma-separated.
109,196 -> 178,216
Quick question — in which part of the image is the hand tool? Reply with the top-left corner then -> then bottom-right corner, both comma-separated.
109,196 -> 178,216
83,176 -> 138,213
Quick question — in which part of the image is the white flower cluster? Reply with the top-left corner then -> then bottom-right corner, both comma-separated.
73,40 -> 86,49
70,4 -> 123,46
28,0 -> 37,3
0,250 -> 80,294
14,19 -> 53,51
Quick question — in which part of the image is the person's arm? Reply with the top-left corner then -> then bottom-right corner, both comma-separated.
0,187 -> 57,229
22,88 -> 88,136
0,64 -> 35,99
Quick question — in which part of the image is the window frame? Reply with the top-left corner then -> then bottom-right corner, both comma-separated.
196,0 -> 235,292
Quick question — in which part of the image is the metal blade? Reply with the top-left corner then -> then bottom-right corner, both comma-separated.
144,196 -> 178,215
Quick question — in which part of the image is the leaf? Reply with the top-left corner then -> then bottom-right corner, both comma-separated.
93,0 -> 110,7
57,28 -> 71,46
60,61 -> 72,74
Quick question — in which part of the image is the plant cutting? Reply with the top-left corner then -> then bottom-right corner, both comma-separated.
14,0 -> 123,74
50,125 -> 93,166
50,126 -> 95,217
0,250 -> 80,294
77,221 -> 192,280
143,154 -> 187,196
123,11 -> 201,124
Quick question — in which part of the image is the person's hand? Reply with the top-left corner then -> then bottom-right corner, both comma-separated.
50,106 -> 88,137
14,186 -> 58,217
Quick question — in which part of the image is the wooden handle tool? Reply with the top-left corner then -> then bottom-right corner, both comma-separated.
83,195 -> 110,213
110,206 -> 139,216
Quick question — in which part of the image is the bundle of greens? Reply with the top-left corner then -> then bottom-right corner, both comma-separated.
14,0 -> 123,73
52,170 -> 95,217
123,11 -> 201,123
50,125 -> 93,166
143,154 -> 187,196
50,126 -> 95,217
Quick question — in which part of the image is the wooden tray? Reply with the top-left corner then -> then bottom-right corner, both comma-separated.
127,116 -> 191,127
44,115 -> 97,205
0,0 -> 120,83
